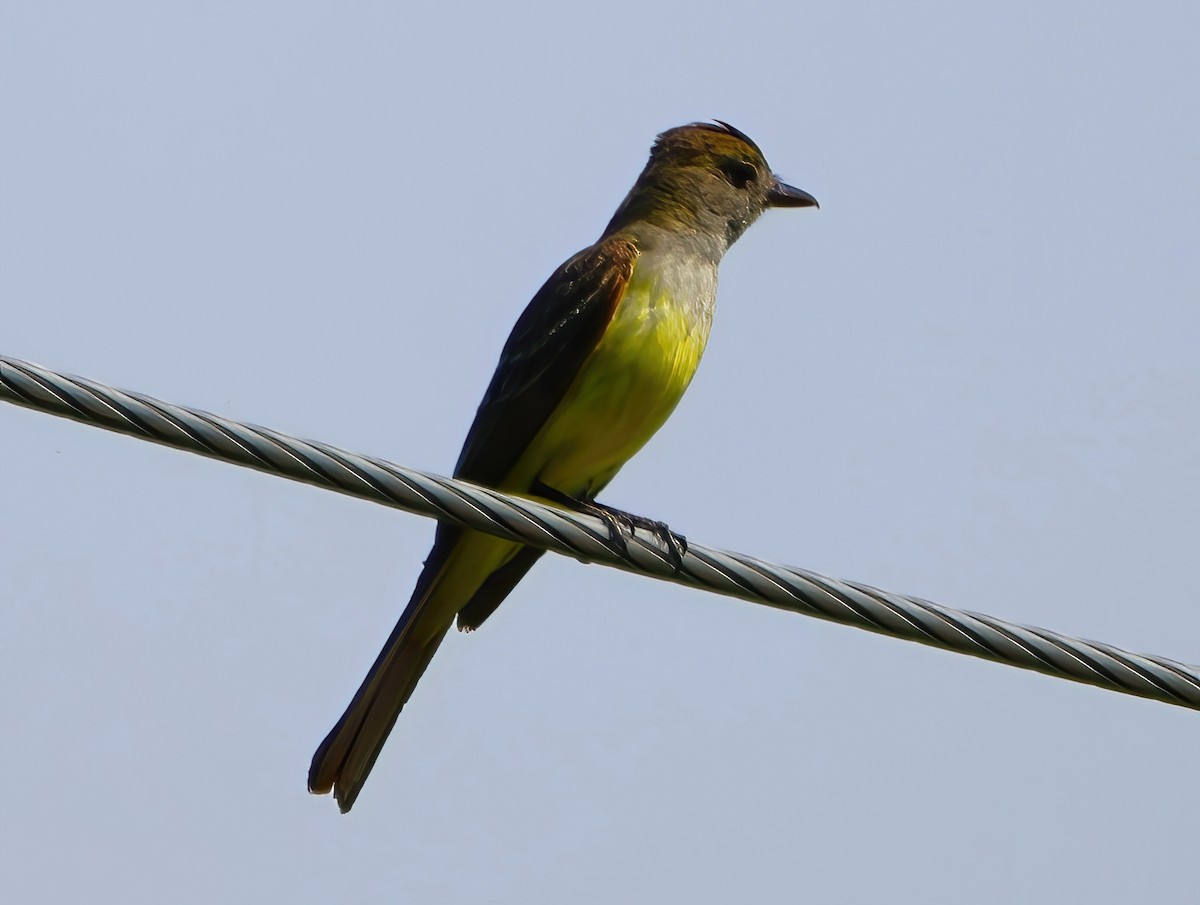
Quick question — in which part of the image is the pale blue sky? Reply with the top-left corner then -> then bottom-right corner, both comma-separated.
3,2 -> 1198,902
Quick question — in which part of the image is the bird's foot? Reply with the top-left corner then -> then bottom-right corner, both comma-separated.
533,482 -> 687,572
600,504 -> 688,572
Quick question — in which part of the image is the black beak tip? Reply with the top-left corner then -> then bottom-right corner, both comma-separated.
768,181 -> 819,209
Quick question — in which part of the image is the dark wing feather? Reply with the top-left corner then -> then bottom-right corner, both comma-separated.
455,545 -> 545,631
309,238 -> 639,808
444,236 -> 636,633
453,235 -> 638,488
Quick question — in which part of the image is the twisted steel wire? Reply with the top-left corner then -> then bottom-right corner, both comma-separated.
4,353 -> 1199,712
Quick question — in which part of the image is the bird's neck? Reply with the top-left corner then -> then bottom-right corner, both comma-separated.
605,220 -> 728,268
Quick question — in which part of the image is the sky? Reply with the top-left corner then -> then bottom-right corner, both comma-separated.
2,2 -> 1198,902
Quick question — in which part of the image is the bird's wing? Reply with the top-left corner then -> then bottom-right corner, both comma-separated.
309,239 -> 639,809
453,234 -> 638,489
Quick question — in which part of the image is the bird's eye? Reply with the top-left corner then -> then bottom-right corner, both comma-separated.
719,159 -> 758,189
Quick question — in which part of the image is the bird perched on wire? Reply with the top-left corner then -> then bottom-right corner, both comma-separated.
309,121 -> 817,812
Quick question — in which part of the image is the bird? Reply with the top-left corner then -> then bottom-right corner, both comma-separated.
308,121 -> 817,812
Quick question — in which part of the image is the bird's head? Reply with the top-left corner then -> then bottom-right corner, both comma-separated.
605,121 -> 817,248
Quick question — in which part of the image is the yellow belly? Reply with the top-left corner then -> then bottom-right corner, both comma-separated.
511,270 -> 711,499
424,259 -> 714,629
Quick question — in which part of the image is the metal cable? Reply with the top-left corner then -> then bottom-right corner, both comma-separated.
4,353 -> 1198,711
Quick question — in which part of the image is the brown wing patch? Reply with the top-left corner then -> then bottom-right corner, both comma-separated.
452,235 -> 638,490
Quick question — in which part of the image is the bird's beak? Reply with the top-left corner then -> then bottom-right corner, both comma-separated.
767,180 -> 819,209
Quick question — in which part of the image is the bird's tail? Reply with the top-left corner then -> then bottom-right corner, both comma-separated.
308,536 -> 459,813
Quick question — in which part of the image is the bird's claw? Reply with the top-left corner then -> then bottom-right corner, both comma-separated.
597,507 -> 687,574
533,482 -> 687,573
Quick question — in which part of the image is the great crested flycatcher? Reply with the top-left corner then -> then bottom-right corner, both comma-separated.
309,121 -> 817,811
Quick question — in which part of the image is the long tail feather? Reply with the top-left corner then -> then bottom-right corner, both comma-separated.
308,536 -> 457,812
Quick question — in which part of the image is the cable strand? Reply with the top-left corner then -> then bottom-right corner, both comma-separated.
3,352 -> 1198,712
